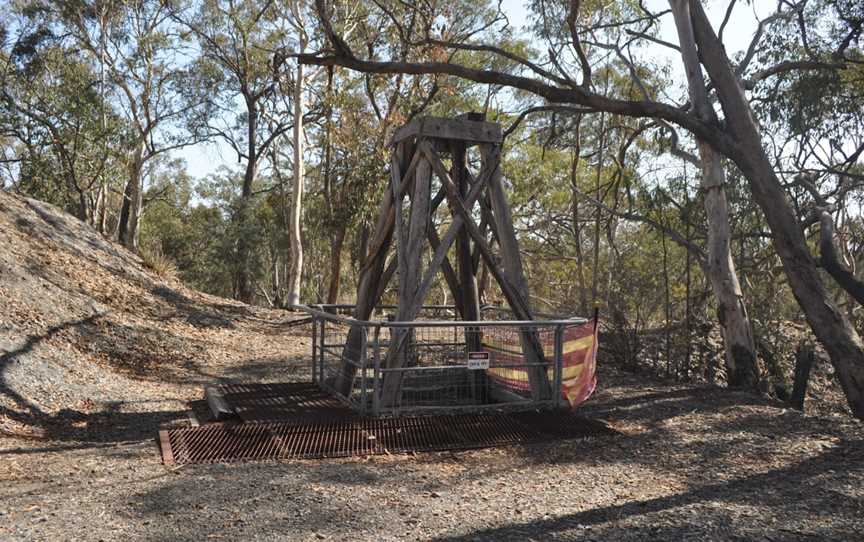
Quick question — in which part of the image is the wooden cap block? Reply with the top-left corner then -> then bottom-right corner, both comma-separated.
391,116 -> 502,146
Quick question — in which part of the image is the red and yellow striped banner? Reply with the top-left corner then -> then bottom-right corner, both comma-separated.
481,321 -> 598,408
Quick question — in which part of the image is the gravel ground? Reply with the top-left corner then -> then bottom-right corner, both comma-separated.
1,190 -> 863,541
1,365 -> 862,542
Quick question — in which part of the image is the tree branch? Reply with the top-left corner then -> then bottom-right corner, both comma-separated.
566,0 -> 592,88
503,105 -> 593,139
819,210 -> 864,306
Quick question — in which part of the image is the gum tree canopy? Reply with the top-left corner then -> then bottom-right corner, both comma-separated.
297,0 -> 864,418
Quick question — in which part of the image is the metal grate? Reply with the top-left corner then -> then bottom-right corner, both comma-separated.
158,412 -> 614,465
217,382 -> 356,424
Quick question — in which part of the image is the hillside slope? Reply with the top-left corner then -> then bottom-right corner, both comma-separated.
1,191 -> 862,542
0,190 -> 307,435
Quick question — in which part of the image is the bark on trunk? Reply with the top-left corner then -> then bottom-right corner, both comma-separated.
670,0 -> 760,389
118,139 -> 146,251
326,225 -> 346,304
234,112 -> 258,304
687,0 -> 864,418
287,40 -> 306,308
818,211 -> 864,306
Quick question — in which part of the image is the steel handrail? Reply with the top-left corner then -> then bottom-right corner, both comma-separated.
299,304 -> 588,327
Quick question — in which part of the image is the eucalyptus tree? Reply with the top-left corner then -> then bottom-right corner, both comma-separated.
749,0 -> 864,311
304,0 -> 864,417
173,0 -> 297,303
56,0 -> 197,250
0,11 -> 122,224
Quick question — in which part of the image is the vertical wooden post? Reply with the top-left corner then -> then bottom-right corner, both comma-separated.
453,142 -> 481,333
393,141 -> 410,309
381,143 -> 433,406
453,141 -> 484,403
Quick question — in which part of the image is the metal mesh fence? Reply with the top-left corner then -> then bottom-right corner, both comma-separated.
307,305 -> 588,417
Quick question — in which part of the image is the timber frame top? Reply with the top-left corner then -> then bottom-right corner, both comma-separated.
391,115 -> 503,146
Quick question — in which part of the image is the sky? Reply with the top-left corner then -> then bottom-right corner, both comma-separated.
176,0 -> 775,180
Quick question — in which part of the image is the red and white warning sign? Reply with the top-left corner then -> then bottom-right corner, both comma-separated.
466,351 -> 490,370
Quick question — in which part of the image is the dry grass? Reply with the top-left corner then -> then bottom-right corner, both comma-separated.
140,246 -> 178,279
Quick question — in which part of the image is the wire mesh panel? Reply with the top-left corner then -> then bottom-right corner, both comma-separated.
313,316 -> 369,412
306,305 -> 594,417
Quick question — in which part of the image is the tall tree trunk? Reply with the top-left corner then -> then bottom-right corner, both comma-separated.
571,150 -> 589,316
670,0 -> 760,389
686,0 -> 864,417
286,38 -> 306,308
591,111 -> 605,306
118,138 -> 146,251
234,99 -> 258,304
326,225 -> 346,304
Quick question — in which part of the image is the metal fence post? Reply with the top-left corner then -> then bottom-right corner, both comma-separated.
311,317 -> 317,384
372,324 -> 382,416
319,317 -> 326,387
359,326 -> 368,415
553,324 -> 564,409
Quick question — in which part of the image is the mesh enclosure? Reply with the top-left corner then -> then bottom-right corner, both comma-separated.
307,305 -> 596,417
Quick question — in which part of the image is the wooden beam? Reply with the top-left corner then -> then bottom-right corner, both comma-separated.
392,143 -> 409,309
374,255 -> 398,304
381,144 -> 434,406
391,116 -> 503,145
452,141 -> 481,344
396,145 -> 422,199
483,144 -> 533,304
408,140 -> 495,312
453,140 -> 484,403
431,143 -> 552,400
428,220 -> 465,318
402,148 -> 432,308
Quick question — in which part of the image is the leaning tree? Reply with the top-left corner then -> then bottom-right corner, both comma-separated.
299,0 -> 864,418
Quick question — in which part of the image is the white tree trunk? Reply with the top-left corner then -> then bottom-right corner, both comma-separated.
684,0 -> 864,417
286,36 -> 306,308
670,0 -> 759,388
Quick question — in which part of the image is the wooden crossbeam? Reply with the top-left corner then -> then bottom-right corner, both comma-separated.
408,140 -> 495,312
391,116 -> 502,145
425,142 -> 552,400
422,144 -> 531,318
428,218 -> 465,318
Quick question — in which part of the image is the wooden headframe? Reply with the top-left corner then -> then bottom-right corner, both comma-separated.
336,114 -> 551,403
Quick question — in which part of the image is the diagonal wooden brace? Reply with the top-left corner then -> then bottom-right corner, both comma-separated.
425,143 -> 552,400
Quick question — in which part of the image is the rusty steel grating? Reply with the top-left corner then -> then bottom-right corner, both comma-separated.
216,382 -> 355,424
158,412 -> 613,465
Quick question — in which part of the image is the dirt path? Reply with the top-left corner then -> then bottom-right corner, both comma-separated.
1,191 -> 862,541
1,360 -> 861,542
